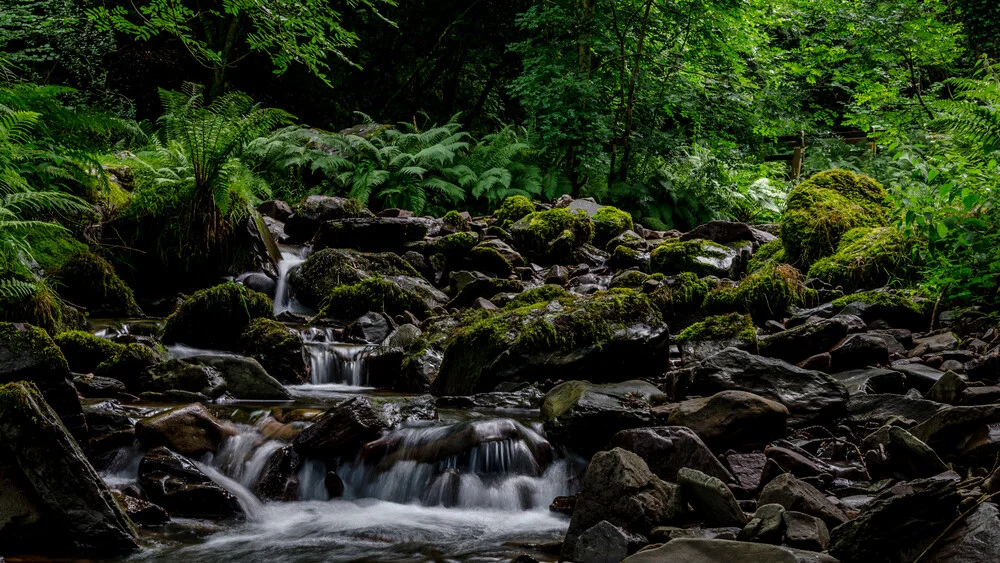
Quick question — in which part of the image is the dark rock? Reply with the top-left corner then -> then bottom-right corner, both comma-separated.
0,381 -> 139,555
622,538 -> 839,563
797,353 -> 831,371
782,511 -> 830,551
137,446 -> 243,518
833,368 -> 906,395
910,332 -> 960,356
925,370 -> 968,404
847,393 -> 945,425
239,318 -> 309,384
313,217 -> 429,253
607,426 -> 734,483
545,265 -> 570,286
74,374 -> 129,399
294,396 -> 391,462
347,312 -> 393,344
828,477 -> 961,563
665,390 -> 788,450
829,333 -> 890,371
550,495 -> 576,515
909,405 -> 1000,457
572,520 -> 647,563
288,247 -> 425,309
678,467 -> 746,527
255,446 -> 301,501
562,448 -> 684,558
758,316 -> 860,364
681,220 -> 776,246
257,199 -> 292,221
892,361 -> 946,392
235,271 -> 276,297
670,348 -> 848,426
136,403 -> 236,457
862,425 -> 948,480
724,452 -> 767,493
961,385 -> 1000,405
284,195 -> 372,243
82,399 -> 133,437
923,501 -> 1000,563
112,491 -> 170,526
142,356 -> 291,401
383,324 -> 422,349
758,473 -> 848,528
739,503 -> 786,543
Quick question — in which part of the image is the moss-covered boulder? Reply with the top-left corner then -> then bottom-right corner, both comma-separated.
448,278 -> 522,309
504,284 -> 572,309
781,169 -> 890,267
54,331 -> 126,374
650,239 -> 739,277
94,343 -> 167,389
746,239 -> 787,273
832,290 -> 930,330
704,263 -> 810,323
239,318 -> 308,384
54,252 -> 142,317
592,206 -> 634,248
493,195 -> 535,229
609,270 -> 657,290
24,227 -> 88,271
509,208 -> 594,264
0,283 -> 67,334
0,381 -> 139,555
162,284 -> 272,350
433,231 -> 479,257
676,313 -> 757,359
320,277 -> 432,321
284,195 -> 371,243
808,227 -> 915,292
433,289 -> 670,395
651,272 -> 711,329
0,322 -> 87,443
605,229 -> 644,253
442,210 -> 471,232
288,248 -> 420,308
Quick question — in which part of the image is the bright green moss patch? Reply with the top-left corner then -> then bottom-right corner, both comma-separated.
442,210 -> 471,232
493,195 -> 535,229
747,239 -> 786,273
592,206 -> 634,247
651,271 -> 711,322
609,270 -> 653,290
650,239 -> 734,276
288,248 -> 419,308
0,284 -> 64,334
704,263 -> 810,322
95,342 -> 166,385
320,277 -> 431,320
510,208 -> 594,263
434,231 -> 479,255
24,227 -> 88,272
606,229 -> 644,253
54,252 -> 141,317
54,330 -> 125,373
832,289 -> 929,315
505,284 -> 572,309
676,313 -> 756,344
781,169 -> 889,268
162,283 -> 272,349
0,321 -> 69,374
807,226 -> 915,292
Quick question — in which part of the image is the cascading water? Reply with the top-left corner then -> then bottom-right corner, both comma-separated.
273,246 -> 310,316
299,327 -> 372,387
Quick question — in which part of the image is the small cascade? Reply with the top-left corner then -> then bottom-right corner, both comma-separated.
165,344 -> 239,360
273,246 -> 310,315
212,428 -> 284,490
196,462 -> 265,521
300,327 -> 372,387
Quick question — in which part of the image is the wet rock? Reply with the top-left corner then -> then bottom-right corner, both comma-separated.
829,333 -> 890,371
255,446 -> 301,501
235,271 -> 276,297
347,312 -> 393,344
961,385 -> 1000,405
758,316 -> 860,364
112,491 -> 170,526
383,324 -> 422,349
607,427 -> 734,483
678,467 -> 746,527
287,247 -> 423,308
162,284 -> 272,351
862,425 -> 948,480
571,520 -> 646,563
829,476 -> 961,563
94,343 -> 167,390
542,380 -> 665,456
758,473 -> 848,528
257,199 -> 292,222
910,332 -> 959,356
681,220 -> 776,246
0,323 -> 87,443
283,195 -> 372,243
847,393 -> 945,425
142,356 -> 291,401
82,399 -> 133,437
923,501 -> 1000,563
909,405 -> 1000,457
892,361 -> 946,392
724,452 -> 768,493
137,446 -> 243,518
54,330 -> 126,374
782,511 -> 830,551
239,318 -> 308,384
136,403 -> 236,457
294,396 -> 390,461
670,348 -> 848,426
665,390 -> 788,450
739,503 -> 786,543
0,381 -> 139,555
797,353 -> 831,371
649,525 -> 741,543
832,368 -> 906,395
562,448 -> 684,558
313,217 -> 430,253
925,370 -> 967,404
437,388 -> 544,410
324,471 -> 345,498
622,538 -> 838,563
74,374 -> 129,399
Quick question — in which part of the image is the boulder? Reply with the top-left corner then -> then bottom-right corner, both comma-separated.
622,538 -> 839,563
740,503 -> 786,544
509,208 -> 594,264
828,477 -> 961,563
312,217 -> 430,253
893,362 -> 947,392
909,405 -> 1000,457
782,511 -> 830,552
283,195 -> 371,243
758,316 -> 860,365
74,374 -> 129,399
650,238 -> 739,278
542,380 -> 666,456
808,227 -> 915,293
112,492 -> 170,526
925,370 -> 967,404
53,330 -> 126,374
257,199 -> 292,222
135,404 -> 236,457
607,427 -> 734,483
137,446 -> 243,518
93,343 -> 166,389
681,220 -> 776,246
294,396 -> 391,462
0,382 -> 138,555
0,323 -> 87,443
677,467 -> 746,527
572,520 -> 646,563
832,367 -> 906,395
847,393 -> 945,425
255,445 -> 301,501
829,333 -> 890,371
287,247 -> 423,309
670,348 -> 848,426
161,284 -> 273,350
923,502 -> 1000,563
862,425 -> 948,480
141,356 -> 291,401
758,473 -> 848,528
665,390 -> 788,450
239,318 -> 308,383
53,252 -> 142,317
562,448 -> 684,558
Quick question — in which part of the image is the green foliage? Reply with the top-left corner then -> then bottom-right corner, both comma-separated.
746,239 -> 787,273
505,284 -> 571,309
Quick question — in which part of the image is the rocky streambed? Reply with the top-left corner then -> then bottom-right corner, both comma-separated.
5,174 -> 1000,562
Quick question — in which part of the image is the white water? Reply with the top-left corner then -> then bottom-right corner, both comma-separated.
273,247 -> 310,316
165,344 -> 239,360
299,327 -> 373,387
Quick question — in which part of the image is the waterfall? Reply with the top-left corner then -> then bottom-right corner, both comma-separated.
273,247 -> 310,315
300,327 -> 372,387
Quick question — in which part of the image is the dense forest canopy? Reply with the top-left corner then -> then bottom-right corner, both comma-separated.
2,0 -> 1000,306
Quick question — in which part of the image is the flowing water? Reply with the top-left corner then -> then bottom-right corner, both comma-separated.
273,246 -> 311,316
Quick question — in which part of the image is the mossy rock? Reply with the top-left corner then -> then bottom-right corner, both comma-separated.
288,248 -> 420,309
319,277 -> 431,321
746,239 -> 787,273
608,245 -> 646,270
442,210 -> 471,232
434,288 -> 670,395
54,331 -> 126,374
54,252 -> 142,317
605,230 -> 644,253
676,313 -> 756,344
781,169 -> 890,267
0,283 -> 65,334
448,278 -> 523,309
831,289 -> 930,329
433,232 -> 479,256
704,263 -> 811,323
509,208 -> 594,264
467,246 -> 514,277
609,270 -> 662,290
24,227 -> 88,271
162,284 -> 273,350
505,284 -> 572,309
94,343 -> 167,388
808,227 -> 915,292
493,195 -> 536,229
651,272 -> 711,329
239,318 -> 308,384
650,239 -> 738,277
592,206 -> 635,247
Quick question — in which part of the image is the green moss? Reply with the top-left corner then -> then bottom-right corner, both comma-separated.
540,380 -> 591,421
704,263 -> 809,322
807,226 -> 915,292
676,313 -> 756,344
0,321 -> 69,375
54,252 -> 141,317
606,230 -> 644,253
505,284 -> 572,309
781,169 -> 890,267
434,232 -> 479,255
493,195 -> 535,229
288,248 -> 419,308
94,342 -> 166,386
609,270 -> 652,290
746,239 -> 787,273
651,272 -> 711,323
592,206 -> 634,247
449,278 -> 524,308
0,284 -> 64,334
510,208 -> 594,263
649,239 -> 733,276
24,228 -> 88,271
162,283 -> 273,349
467,246 -> 514,276
442,210 -> 471,232
831,289 -> 929,315
54,330 -> 125,373
320,277 -> 431,320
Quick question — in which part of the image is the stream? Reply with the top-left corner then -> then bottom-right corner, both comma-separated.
94,246 -> 582,562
